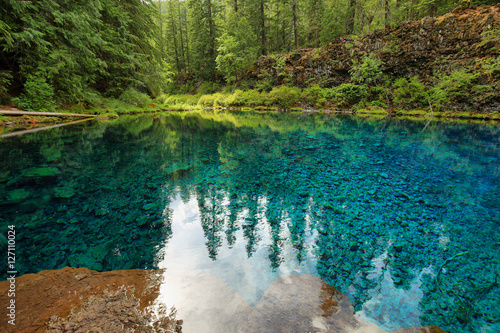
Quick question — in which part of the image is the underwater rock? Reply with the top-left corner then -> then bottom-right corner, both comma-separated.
165,162 -> 193,177
68,254 -> 103,271
18,201 -> 38,213
0,234 -> 7,249
5,188 -> 32,204
142,203 -> 155,211
0,267 -> 178,333
23,166 -> 61,177
53,186 -> 77,199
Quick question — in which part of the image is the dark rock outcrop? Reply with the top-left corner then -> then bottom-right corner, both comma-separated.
245,5 -> 500,111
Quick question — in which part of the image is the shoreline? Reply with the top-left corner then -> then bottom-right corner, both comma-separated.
0,266 -> 445,333
1,107 -> 499,137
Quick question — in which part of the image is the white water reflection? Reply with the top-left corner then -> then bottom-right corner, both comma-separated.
152,191 -> 428,332
156,192 -> 318,306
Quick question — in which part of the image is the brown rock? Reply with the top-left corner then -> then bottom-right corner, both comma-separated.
0,268 -> 446,333
0,267 -> 176,333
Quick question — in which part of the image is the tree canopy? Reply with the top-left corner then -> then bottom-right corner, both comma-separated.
1,0 -> 497,107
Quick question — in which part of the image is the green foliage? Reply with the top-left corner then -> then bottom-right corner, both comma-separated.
198,81 -> 222,95
481,56 -> 500,79
255,78 -> 273,93
265,85 -> 301,108
12,74 -> 55,111
429,68 -> 497,109
350,53 -> 384,85
198,93 -> 227,107
216,11 -> 258,84
119,88 -> 152,108
479,23 -> 500,51
0,71 -> 12,104
272,55 -> 287,76
1,0 -> 160,108
301,84 -> 328,107
0,19 -> 13,49
393,77 -> 428,107
311,48 -> 325,60
430,69 -> 477,106
163,94 -> 200,106
333,83 -> 368,105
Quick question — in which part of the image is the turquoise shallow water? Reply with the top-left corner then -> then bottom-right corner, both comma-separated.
0,111 -> 499,332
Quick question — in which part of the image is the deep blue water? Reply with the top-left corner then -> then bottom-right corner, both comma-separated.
1,111 -> 499,332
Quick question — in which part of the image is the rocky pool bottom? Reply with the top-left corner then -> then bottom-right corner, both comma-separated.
0,111 -> 499,332
0,267 -> 446,333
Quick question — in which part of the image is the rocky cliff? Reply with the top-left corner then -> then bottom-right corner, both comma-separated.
246,5 -> 500,112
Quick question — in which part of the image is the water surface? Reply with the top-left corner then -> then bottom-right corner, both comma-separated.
1,111 -> 499,332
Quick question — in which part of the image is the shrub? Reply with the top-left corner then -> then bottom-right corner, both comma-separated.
198,94 -> 217,107
198,81 -> 221,95
13,74 -> 55,111
301,84 -> 324,106
0,71 -> 12,105
119,88 -> 152,108
255,78 -> 273,92
163,94 -> 200,106
481,56 -> 500,79
393,77 -> 428,107
240,90 -> 266,106
265,85 -> 300,108
223,90 -> 240,106
430,69 -> 480,108
350,53 -> 384,85
333,83 -> 368,105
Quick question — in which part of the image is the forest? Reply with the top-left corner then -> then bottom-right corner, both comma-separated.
0,0 -> 499,112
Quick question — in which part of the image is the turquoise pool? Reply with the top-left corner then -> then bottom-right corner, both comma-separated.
1,111 -> 499,332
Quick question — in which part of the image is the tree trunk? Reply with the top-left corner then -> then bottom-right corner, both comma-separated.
207,0 -> 215,59
177,0 -> 186,73
293,0 -> 298,50
261,0 -> 266,55
185,10 -> 191,72
159,2 -> 164,60
346,0 -> 355,34
234,0 -> 238,12
276,3 -> 280,52
169,3 -> 180,73
385,0 -> 391,28
361,7 -> 365,35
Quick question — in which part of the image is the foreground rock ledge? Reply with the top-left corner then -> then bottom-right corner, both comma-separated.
0,267 -> 445,333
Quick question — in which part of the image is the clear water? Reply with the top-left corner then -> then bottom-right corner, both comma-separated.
1,111 -> 499,332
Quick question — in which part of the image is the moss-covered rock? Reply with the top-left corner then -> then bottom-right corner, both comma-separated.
22,166 -> 61,178
53,186 -> 77,199
6,188 -> 32,204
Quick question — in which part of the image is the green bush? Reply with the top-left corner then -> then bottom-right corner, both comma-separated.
481,56 -> 500,79
333,83 -> 368,105
198,94 -> 217,107
13,74 -> 55,111
240,90 -> 266,106
224,90 -> 244,106
164,94 -> 200,106
198,81 -> 221,95
301,84 -> 324,106
430,69 -> 482,108
0,71 -> 12,105
256,78 -> 273,92
213,93 -> 228,106
350,53 -> 384,85
119,87 -> 152,108
265,85 -> 301,108
393,77 -> 428,107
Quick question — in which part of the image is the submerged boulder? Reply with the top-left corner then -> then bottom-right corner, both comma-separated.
5,188 -> 32,204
